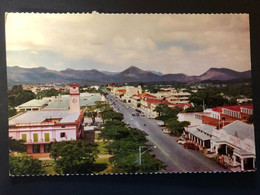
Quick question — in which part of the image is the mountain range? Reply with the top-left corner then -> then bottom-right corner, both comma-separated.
7,65 -> 251,85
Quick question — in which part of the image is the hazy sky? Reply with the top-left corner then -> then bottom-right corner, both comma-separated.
5,13 -> 251,75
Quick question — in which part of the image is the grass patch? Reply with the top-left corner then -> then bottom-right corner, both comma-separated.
97,141 -> 109,155
41,160 -> 56,175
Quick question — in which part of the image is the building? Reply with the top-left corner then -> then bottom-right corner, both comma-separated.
9,83 -> 84,154
202,105 -> 253,128
165,92 -> 191,104
186,120 -> 256,171
16,99 -> 49,112
43,93 -> 102,110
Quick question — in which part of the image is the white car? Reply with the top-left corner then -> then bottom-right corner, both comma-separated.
177,139 -> 186,145
162,128 -> 171,134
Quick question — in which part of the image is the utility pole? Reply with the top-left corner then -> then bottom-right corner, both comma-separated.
138,145 -> 157,167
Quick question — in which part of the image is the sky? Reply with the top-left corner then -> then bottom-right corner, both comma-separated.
5,13 -> 251,75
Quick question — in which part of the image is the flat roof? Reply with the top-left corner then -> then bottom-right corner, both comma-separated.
9,110 -> 81,125
17,99 -> 49,108
43,94 -> 101,110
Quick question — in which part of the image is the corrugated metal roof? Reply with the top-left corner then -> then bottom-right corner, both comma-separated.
190,129 -> 211,141
9,110 -> 81,125
197,124 -> 215,135
222,120 -> 254,140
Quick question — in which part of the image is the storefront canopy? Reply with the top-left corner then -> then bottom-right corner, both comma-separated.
190,129 -> 211,141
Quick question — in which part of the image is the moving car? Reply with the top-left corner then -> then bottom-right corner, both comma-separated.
183,142 -> 199,150
162,128 -> 171,134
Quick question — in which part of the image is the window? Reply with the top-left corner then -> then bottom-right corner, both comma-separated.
32,144 -> 40,153
60,132 -> 65,138
44,133 -> 49,142
21,134 -> 27,142
33,134 -> 38,142
44,144 -> 50,153
61,125 -> 65,128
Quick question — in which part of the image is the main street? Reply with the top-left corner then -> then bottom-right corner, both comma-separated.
105,92 -> 227,173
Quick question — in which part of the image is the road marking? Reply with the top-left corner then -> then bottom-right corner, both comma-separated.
148,136 -> 187,172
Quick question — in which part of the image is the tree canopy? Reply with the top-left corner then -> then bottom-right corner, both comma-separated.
9,137 -> 27,153
9,154 -> 44,176
50,141 -> 99,174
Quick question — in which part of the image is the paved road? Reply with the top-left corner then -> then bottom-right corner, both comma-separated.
105,92 -> 227,173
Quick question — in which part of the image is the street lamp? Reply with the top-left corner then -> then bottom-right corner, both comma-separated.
138,145 -> 157,166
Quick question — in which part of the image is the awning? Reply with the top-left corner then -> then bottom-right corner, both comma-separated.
233,149 -> 255,157
189,129 -> 211,141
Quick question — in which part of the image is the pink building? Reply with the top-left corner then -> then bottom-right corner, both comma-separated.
9,83 -> 84,153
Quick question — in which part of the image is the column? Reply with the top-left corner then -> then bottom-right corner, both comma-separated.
27,145 -> 33,154
253,158 -> 256,169
215,144 -> 219,154
203,141 -> 205,147
40,144 -> 44,153
233,155 -> 237,167
241,158 -> 244,171
210,142 -> 214,153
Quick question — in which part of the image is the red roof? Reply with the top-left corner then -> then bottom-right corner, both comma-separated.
117,89 -> 126,93
171,103 -> 193,109
70,83 -> 80,87
137,93 -> 156,98
212,105 -> 253,113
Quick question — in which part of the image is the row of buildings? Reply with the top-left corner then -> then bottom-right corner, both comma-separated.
178,104 -> 255,171
109,85 -> 193,118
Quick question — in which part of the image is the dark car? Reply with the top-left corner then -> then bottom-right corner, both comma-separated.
183,142 -> 199,150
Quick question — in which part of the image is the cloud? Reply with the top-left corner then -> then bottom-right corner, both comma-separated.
5,13 -> 250,75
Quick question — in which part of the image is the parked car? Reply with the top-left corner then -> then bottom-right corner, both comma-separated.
183,142 -> 199,150
162,128 -> 171,134
177,138 -> 186,145
136,113 -> 140,116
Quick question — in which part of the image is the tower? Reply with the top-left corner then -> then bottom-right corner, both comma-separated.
69,83 -> 80,112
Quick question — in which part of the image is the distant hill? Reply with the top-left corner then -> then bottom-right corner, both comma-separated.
7,65 -> 251,85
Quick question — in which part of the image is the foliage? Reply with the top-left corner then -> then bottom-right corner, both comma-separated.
36,88 -> 58,98
9,137 -> 27,153
98,106 -> 165,173
185,105 -> 204,113
247,115 -> 253,124
8,106 -> 17,118
85,106 -> 97,124
8,85 -> 23,95
166,119 -> 185,136
95,101 -> 110,122
154,104 -> 182,122
9,154 -> 45,176
50,141 -> 99,174
102,108 -> 124,122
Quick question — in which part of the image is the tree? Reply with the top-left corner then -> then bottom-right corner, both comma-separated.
8,85 -> 23,95
95,101 -> 110,122
247,115 -> 253,124
36,88 -> 58,99
8,106 -> 17,118
102,109 -> 124,122
166,119 -> 185,136
9,154 -> 44,176
154,104 -> 181,123
85,106 -> 97,124
16,90 -> 36,106
9,137 -> 27,153
50,141 -> 99,174
185,105 -> 203,113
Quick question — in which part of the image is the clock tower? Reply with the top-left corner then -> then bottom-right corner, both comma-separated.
69,83 -> 80,112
